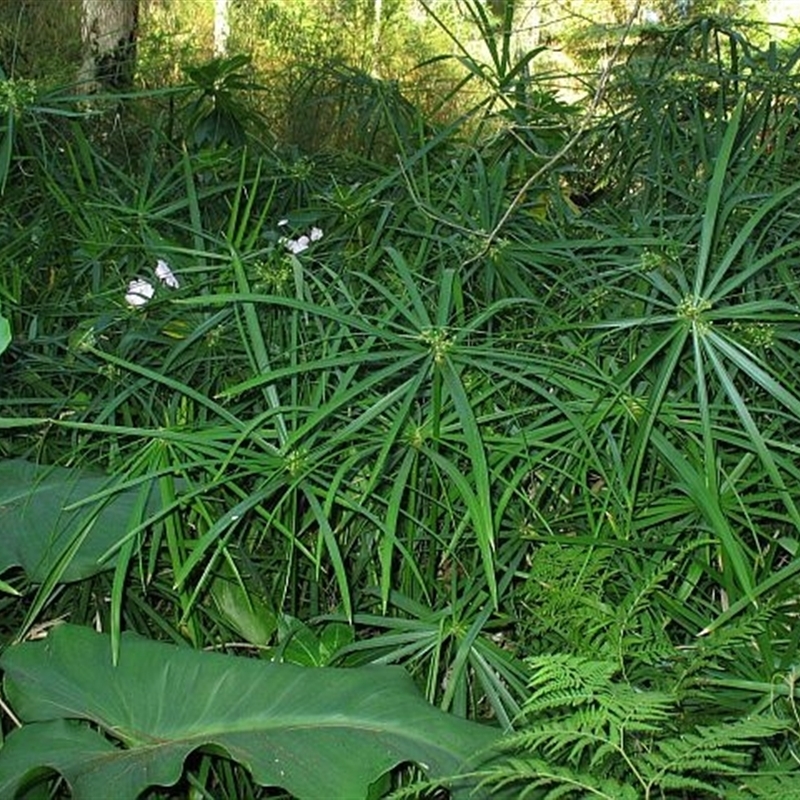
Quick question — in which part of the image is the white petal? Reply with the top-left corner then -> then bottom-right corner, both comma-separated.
155,259 -> 180,289
310,227 -> 323,242
284,236 -> 310,254
278,218 -> 289,227
125,279 -> 155,308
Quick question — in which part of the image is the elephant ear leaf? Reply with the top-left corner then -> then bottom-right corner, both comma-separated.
0,459 -> 170,583
0,624 -> 500,800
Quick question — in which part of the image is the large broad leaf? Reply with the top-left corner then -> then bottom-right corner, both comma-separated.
0,459 -> 163,583
0,624 -> 500,800
0,307 -> 10,355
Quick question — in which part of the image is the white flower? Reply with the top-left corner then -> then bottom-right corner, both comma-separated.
154,259 -> 180,289
125,278 -> 155,308
281,227 -> 321,255
284,235 -> 310,254
277,218 -> 289,227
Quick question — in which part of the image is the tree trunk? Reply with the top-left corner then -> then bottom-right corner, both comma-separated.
78,0 -> 138,92
214,0 -> 230,57
371,0 -> 383,76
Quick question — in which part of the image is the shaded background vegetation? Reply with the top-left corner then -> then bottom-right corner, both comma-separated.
2,0 -> 800,797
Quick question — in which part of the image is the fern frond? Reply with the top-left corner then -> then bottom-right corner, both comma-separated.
676,602 -> 778,695
524,654 -> 673,735
640,716 -> 788,793
595,683 -> 673,732
498,720 -> 613,765
727,770 -> 800,798
589,547 -> 683,672
476,755 -> 638,800
384,775 -> 452,800
525,654 -> 618,713
485,652 -> 794,799
647,772 -> 728,796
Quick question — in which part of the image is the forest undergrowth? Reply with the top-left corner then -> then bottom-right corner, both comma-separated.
1,5 -> 800,798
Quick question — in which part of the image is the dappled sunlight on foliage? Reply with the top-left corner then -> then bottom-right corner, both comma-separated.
2,1 -> 800,797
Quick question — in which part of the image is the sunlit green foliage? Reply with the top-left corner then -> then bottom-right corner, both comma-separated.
2,1 -> 800,797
